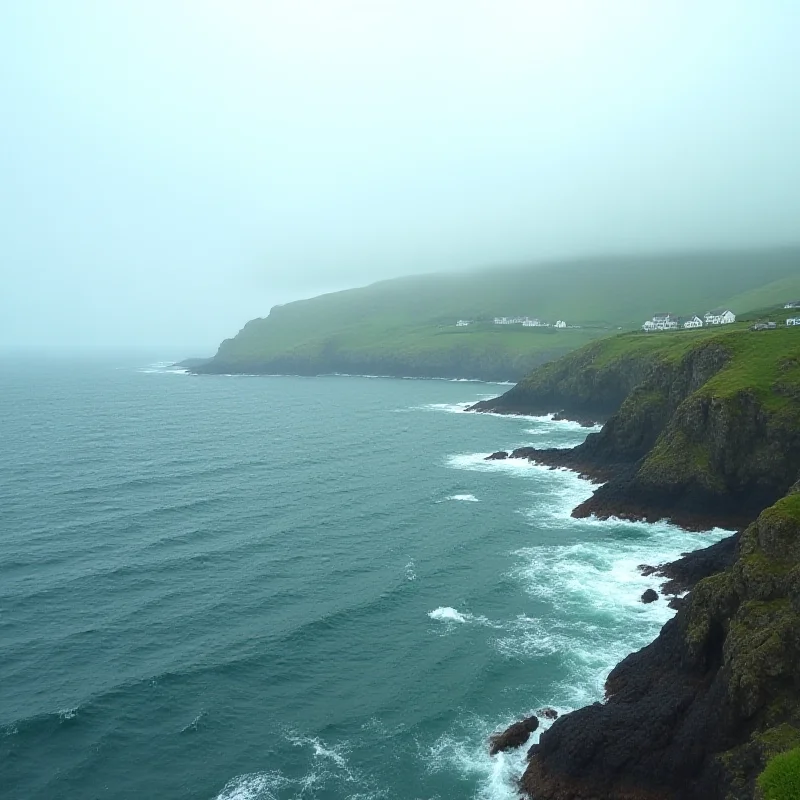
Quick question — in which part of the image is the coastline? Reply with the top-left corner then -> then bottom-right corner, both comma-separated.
467,335 -> 800,799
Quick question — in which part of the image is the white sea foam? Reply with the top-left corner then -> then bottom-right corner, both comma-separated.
426,711 -> 560,800
180,710 -> 207,733
137,361 -> 190,375
289,734 -> 353,775
214,735 -> 369,799
418,401 -> 475,414
507,522 -> 732,704
447,493 -> 480,502
446,452 -> 540,477
429,606 -> 468,623
428,607 -> 502,629
437,425 -> 734,794
213,771 -> 288,800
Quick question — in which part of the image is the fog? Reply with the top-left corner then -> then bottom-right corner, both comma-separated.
2,1 -> 799,352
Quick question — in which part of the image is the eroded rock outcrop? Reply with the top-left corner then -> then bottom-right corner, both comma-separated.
489,715 -> 539,756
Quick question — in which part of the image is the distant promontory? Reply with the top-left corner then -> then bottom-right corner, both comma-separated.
190,247 -> 800,382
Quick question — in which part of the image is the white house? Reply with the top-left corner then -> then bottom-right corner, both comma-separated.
704,309 -> 736,326
788,318 -> 800,326
494,316 -> 528,325
456,320 -> 471,327
555,320 -> 566,328
784,301 -> 800,309
522,318 -> 541,327
683,315 -> 703,329
643,313 -> 679,332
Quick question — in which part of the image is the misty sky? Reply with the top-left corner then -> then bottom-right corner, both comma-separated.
2,1 -> 799,352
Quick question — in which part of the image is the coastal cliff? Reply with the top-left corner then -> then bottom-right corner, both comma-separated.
474,324 -> 800,798
523,487 -> 800,800
473,326 -> 800,529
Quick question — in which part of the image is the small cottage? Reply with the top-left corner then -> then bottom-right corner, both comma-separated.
683,315 -> 703,329
704,309 -> 736,326
456,320 -> 471,327
554,320 -> 566,328
784,301 -> 800,309
788,318 -> 800,326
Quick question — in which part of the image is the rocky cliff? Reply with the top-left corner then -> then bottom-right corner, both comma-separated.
475,327 -> 800,530
473,326 -> 800,798
523,488 -> 800,800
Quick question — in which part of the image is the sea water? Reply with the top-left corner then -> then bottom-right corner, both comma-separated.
0,358 -> 731,799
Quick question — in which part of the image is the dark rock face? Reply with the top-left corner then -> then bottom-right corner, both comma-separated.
657,533 -> 740,595
539,707 -> 559,720
483,340 -> 800,530
640,588 -> 658,604
489,715 -> 539,756
521,492 -> 800,800
468,339 -> 666,421
486,451 -> 509,460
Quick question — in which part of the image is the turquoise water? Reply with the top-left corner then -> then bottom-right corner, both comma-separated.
0,359 -> 730,800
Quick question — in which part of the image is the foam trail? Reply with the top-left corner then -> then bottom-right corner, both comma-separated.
447,494 -> 480,502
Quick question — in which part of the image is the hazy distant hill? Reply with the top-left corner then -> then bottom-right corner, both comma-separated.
195,247 -> 800,381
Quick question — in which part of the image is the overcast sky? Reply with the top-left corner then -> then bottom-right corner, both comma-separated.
2,1 -> 799,353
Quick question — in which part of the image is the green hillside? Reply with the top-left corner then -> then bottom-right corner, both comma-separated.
720,274 -> 800,317
196,246 -> 800,380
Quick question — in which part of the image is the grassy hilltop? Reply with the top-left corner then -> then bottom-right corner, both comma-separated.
196,247 -> 800,380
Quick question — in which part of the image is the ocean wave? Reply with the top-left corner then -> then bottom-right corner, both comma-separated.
213,734 -> 381,800
446,493 -> 480,502
506,524 -> 732,705
180,710 -> 207,733
446,452 -> 542,477
213,771 -> 288,800
428,607 -> 502,629
137,361 -> 190,375
425,711 -> 560,800
415,401 -> 475,414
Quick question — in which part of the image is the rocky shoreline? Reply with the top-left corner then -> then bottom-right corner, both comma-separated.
473,331 -> 800,799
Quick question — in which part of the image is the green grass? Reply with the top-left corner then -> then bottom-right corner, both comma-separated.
758,747 -> 800,799
721,274 -> 800,317
699,327 -> 800,411
208,247 -> 800,373
763,493 -> 800,526
563,323 -> 800,408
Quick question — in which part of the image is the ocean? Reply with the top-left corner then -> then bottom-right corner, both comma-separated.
0,358 -> 731,800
